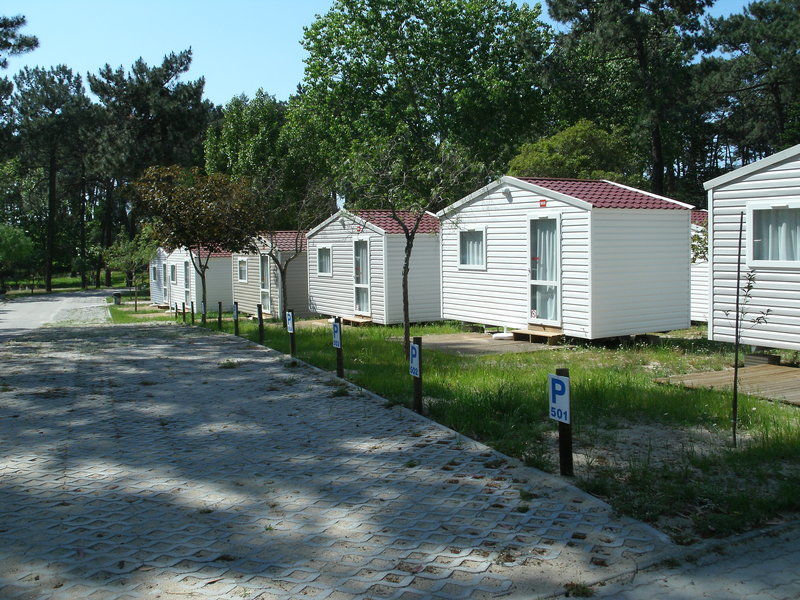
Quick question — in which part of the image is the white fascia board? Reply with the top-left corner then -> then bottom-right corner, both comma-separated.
603,180 -> 695,209
436,176 -> 592,219
703,143 -> 800,190
306,209 -> 386,239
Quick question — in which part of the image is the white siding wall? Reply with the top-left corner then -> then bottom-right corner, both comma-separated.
384,234 -> 442,323
440,184 -> 591,335
278,251 -> 312,319
231,254 -> 261,316
590,209 -> 690,337
710,154 -> 800,350
149,248 -> 169,305
307,217 -> 386,323
691,260 -> 709,322
165,249 -> 233,313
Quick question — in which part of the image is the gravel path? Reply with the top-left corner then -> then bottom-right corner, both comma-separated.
0,323 -> 670,600
0,290 -> 111,341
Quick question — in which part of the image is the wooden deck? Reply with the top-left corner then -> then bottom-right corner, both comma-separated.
657,365 -> 800,406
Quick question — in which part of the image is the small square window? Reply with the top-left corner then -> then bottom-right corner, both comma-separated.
237,259 -> 248,282
318,247 -> 332,276
459,229 -> 485,268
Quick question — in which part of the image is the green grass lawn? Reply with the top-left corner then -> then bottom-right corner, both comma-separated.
107,308 -> 800,541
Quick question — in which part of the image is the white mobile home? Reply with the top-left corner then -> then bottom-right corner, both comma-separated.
149,247 -> 171,306
437,177 -> 692,339
160,247 -> 234,313
690,210 -> 709,322
232,231 -> 311,319
306,209 -> 441,324
704,143 -> 800,351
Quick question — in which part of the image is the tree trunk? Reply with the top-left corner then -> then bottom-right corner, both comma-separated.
45,147 -> 57,293
79,164 -> 88,289
401,236 -> 415,358
105,268 -> 112,287
634,30 -> 665,195
200,269 -> 208,325
278,263 -> 289,327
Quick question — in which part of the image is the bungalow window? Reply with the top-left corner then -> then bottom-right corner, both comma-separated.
751,206 -> 800,265
170,264 -> 177,283
237,258 -> 248,282
151,265 -> 158,280
317,246 -> 332,276
459,229 -> 485,268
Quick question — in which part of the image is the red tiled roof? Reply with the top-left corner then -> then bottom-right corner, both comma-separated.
353,210 -> 440,234
517,178 -> 687,210
691,209 -> 708,227
263,230 -> 307,252
191,246 -> 231,258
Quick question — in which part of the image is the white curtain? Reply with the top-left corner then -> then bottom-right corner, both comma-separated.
260,255 -> 269,288
318,248 -> 331,273
754,208 -> 800,261
531,219 -> 557,282
531,285 -> 557,321
459,230 -> 484,265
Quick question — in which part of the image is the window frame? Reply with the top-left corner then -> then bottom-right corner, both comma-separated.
352,237 -> 370,315
317,245 -> 333,277
457,226 -> 487,271
183,261 -> 191,290
746,200 -> 800,269
170,264 -> 177,284
151,265 -> 158,281
237,258 -> 248,283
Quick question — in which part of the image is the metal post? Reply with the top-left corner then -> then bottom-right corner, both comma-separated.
174,303 -> 179,321
335,317 -> 344,378
182,302 -> 186,323
257,303 -> 264,344
556,367 -> 574,477
217,302 -> 222,330
233,301 -> 240,336
190,301 -> 195,324
412,336 -> 423,414
288,309 -> 296,356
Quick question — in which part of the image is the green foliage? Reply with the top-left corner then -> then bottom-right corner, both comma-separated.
0,223 -> 33,286
691,226 -> 708,262
508,120 -> 645,185
0,15 -> 38,69
204,90 -> 286,180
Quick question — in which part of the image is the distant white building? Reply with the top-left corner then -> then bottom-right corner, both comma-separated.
150,247 -> 233,313
704,144 -> 800,350
306,209 -> 441,324
437,176 -> 692,339
231,231 -> 311,319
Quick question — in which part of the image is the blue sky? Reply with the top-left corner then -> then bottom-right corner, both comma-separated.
6,0 -> 751,106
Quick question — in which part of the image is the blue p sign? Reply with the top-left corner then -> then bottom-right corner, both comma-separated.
409,343 -> 420,378
548,374 -> 570,424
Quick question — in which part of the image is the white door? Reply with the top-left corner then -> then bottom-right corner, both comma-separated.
183,261 -> 191,307
260,254 -> 271,315
162,264 -> 168,305
353,239 -> 370,315
528,216 -> 560,326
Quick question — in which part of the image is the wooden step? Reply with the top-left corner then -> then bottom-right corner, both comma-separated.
511,329 -> 564,346
341,315 -> 373,327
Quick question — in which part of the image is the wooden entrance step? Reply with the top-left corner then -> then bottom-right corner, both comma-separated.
341,315 -> 373,327
511,327 -> 564,346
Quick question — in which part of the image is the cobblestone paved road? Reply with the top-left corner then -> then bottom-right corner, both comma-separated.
594,522 -> 800,600
0,324 -> 670,600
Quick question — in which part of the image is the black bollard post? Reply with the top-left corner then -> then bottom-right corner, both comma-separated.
257,303 -> 264,344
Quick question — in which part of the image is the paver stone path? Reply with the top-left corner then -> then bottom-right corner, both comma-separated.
0,324 -> 670,599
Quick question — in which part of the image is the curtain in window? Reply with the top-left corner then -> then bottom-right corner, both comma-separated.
184,262 -> 190,289
354,241 -> 369,284
260,255 -> 269,288
754,208 -> 800,261
318,248 -> 331,273
531,285 -> 557,321
355,287 -> 369,313
531,219 -> 557,281
460,230 -> 484,265
238,261 -> 247,280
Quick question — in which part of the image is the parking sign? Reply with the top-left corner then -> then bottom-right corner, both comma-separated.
286,311 -> 294,333
332,321 -> 341,348
548,374 -> 570,424
409,343 -> 421,378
